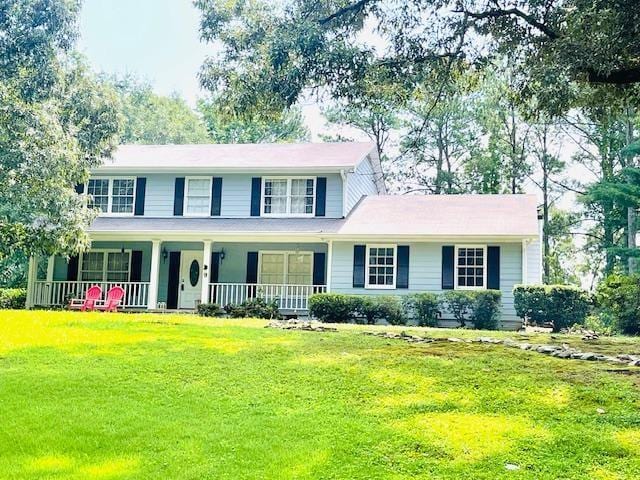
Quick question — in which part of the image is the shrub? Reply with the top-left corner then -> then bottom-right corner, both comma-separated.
513,284 -> 591,332
596,274 -> 640,335
196,302 -> 224,317
0,288 -> 27,309
584,312 -> 616,336
309,293 -> 359,323
403,293 -> 440,327
224,297 -> 282,319
359,296 -> 406,325
470,290 -> 502,330
440,291 -> 474,327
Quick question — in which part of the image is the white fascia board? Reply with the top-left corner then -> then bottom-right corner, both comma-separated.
319,234 -> 540,243
90,166 -> 354,175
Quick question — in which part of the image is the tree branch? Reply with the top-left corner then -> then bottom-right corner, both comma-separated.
318,0 -> 373,25
587,66 -> 640,85
456,7 -> 559,40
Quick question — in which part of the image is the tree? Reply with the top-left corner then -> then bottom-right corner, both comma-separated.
198,97 -> 309,143
0,0 -> 119,260
107,76 -> 210,144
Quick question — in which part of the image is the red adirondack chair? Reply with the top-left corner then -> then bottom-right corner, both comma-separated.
95,286 -> 125,312
69,285 -> 102,311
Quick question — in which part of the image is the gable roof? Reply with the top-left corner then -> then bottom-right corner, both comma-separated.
338,194 -> 539,238
95,142 -> 377,173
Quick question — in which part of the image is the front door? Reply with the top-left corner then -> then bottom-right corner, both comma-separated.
179,251 -> 201,309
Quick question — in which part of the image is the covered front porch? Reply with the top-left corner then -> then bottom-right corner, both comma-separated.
27,239 -> 329,313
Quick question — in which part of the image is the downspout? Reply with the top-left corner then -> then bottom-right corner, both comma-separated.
340,169 -> 347,218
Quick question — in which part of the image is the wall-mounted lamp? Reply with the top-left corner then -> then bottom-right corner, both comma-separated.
120,245 -> 125,254
219,248 -> 226,262
161,247 -> 168,263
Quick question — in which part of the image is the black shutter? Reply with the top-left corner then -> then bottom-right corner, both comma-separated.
130,250 -> 143,282
315,177 -> 327,217
67,255 -> 79,281
246,252 -> 258,283
487,246 -> 500,290
167,252 -> 181,309
134,177 -> 146,216
442,246 -> 455,290
353,245 -> 366,288
250,177 -> 261,216
313,252 -> 326,286
211,177 -> 222,216
75,183 -> 85,194
173,177 -> 185,216
397,246 -> 410,289
210,252 -> 220,283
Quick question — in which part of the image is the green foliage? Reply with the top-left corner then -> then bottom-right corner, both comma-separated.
596,274 -> 640,335
196,303 -> 224,317
470,290 -> 502,330
403,293 -> 440,327
309,293 -> 360,323
584,313 -> 617,336
360,296 -> 406,326
0,288 -> 26,309
514,285 -> 592,332
224,298 -> 282,320
0,252 -> 28,288
440,291 -> 475,328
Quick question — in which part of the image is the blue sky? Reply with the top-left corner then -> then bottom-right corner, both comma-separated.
78,0 -> 209,105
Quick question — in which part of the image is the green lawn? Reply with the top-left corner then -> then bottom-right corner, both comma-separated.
1,311 -> 639,479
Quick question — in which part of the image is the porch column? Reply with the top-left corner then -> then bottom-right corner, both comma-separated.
326,240 -> 333,292
46,256 -> 54,282
148,239 -> 161,310
201,240 -> 212,305
25,256 -> 37,309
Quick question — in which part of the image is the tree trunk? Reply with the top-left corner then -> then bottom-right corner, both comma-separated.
629,207 -> 637,274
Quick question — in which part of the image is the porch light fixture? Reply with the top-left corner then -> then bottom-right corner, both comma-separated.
161,247 -> 168,263
219,249 -> 226,261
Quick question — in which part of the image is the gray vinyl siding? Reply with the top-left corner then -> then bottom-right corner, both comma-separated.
330,241 -> 523,330
345,157 -> 379,214
525,237 -> 543,284
93,173 -> 344,218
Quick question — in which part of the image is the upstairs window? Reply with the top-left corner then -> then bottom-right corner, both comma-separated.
455,246 -> 486,289
86,177 -> 135,215
184,177 -> 211,216
262,178 -> 315,216
80,251 -> 130,282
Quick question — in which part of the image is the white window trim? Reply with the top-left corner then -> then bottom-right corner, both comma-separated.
261,176 -> 316,218
454,245 -> 487,290
79,249 -> 132,283
365,244 -> 397,290
86,177 -> 137,217
257,250 -> 314,285
183,176 -> 212,217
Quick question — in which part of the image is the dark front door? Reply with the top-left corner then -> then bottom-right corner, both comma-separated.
167,251 -> 181,309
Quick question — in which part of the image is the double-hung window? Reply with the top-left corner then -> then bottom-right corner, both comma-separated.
366,245 -> 396,289
262,178 -> 315,216
80,251 -> 131,282
184,177 -> 211,216
86,177 -> 135,215
258,251 -> 313,285
455,246 -> 486,289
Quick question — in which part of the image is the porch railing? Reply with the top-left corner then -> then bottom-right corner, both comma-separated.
33,281 -> 150,309
208,283 -> 326,311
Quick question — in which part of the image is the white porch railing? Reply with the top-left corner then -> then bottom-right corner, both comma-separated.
33,281 -> 150,309
208,283 -> 326,311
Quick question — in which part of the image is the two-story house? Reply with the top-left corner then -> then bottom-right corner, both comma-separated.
25,142 -> 541,329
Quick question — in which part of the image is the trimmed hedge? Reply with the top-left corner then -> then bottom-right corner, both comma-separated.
440,290 -> 502,329
308,294 -> 360,323
224,297 -> 282,319
196,303 -> 224,317
513,284 -> 591,332
403,293 -> 440,327
360,296 -> 406,325
596,274 -> 640,334
0,288 -> 26,309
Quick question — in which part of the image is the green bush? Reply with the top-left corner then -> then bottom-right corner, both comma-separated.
224,297 -> 282,319
0,288 -> 27,309
470,290 -> 502,330
308,293 -> 360,323
440,291 -> 474,327
196,302 -> 224,317
360,296 -> 406,325
513,284 -> 591,332
403,293 -> 440,327
596,274 -> 640,335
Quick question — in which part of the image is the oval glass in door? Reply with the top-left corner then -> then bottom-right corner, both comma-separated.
189,260 -> 199,287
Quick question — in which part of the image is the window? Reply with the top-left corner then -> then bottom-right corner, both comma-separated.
86,177 -> 136,215
366,245 -> 396,289
258,251 -> 313,285
80,251 -> 131,282
185,177 -> 211,216
262,178 -> 315,216
455,246 -> 486,289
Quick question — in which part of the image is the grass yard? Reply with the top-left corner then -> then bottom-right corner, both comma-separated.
1,311 -> 639,479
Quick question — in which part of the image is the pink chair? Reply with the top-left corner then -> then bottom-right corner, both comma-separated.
95,286 -> 125,312
69,285 -> 102,311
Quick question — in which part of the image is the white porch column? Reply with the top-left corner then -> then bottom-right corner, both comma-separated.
326,240 -> 333,292
25,256 -> 37,309
148,239 -> 161,310
46,256 -> 54,282
201,240 -> 212,305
